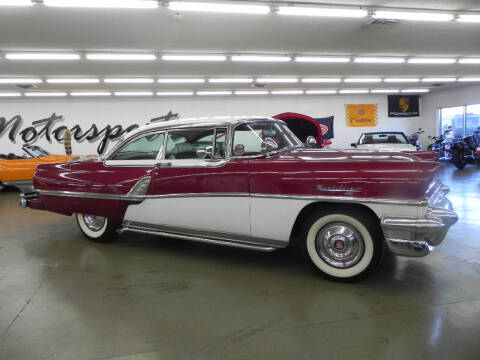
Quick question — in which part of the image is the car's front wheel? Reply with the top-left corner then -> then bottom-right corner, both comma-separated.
301,208 -> 384,282
75,213 -> 118,243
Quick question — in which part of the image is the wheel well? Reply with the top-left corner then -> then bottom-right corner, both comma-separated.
289,202 -> 380,243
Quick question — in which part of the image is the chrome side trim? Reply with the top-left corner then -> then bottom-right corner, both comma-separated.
34,189 -> 428,206
37,189 -> 144,201
119,221 -> 279,252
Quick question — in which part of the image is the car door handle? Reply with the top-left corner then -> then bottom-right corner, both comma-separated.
155,162 -> 172,168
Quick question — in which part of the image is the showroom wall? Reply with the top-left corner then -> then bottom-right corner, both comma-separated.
0,94 -> 425,155
422,84 -> 480,136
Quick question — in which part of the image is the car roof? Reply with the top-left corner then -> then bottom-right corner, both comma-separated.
127,116 -> 275,137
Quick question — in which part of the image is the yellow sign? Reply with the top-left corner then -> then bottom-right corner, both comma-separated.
345,104 -> 378,127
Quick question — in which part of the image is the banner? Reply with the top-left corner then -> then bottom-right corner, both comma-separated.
345,104 -> 377,127
314,116 -> 334,139
388,95 -> 420,117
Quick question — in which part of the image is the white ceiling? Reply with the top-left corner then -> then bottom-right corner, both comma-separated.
0,0 -> 479,93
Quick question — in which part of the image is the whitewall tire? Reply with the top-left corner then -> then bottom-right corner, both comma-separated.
75,213 -> 118,243
301,209 -> 384,281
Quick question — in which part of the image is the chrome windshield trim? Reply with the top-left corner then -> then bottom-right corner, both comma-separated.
35,189 -> 427,205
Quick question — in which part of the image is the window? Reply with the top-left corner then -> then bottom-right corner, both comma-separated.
165,128 -> 222,160
232,121 -> 301,157
359,133 -> 407,144
466,104 -> 480,135
440,106 -> 464,138
110,132 -> 165,160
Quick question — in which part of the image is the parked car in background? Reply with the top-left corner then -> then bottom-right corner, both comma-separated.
351,131 -> 437,161
0,145 -> 77,192
22,117 -> 457,281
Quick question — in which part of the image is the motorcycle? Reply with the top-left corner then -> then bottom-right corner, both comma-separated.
427,127 -> 456,161
451,127 -> 480,169
408,128 -> 424,151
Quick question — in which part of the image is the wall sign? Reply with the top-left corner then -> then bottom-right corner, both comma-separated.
345,104 -> 378,127
0,111 -> 178,154
388,95 -> 420,117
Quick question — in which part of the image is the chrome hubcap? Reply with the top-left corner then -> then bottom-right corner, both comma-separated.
83,215 -> 106,232
315,222 -> 365,268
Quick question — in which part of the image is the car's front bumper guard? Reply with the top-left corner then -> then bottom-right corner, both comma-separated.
380,185 -> 458,257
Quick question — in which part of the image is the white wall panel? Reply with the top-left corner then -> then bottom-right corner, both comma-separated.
0,95 -> 424,156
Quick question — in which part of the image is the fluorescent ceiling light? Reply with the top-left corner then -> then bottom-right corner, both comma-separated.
86,53 -> 156,61
5,53 -> 80,60
104,78 -> 154,83
256,77 -> 298,83
344,78 -> 382,83
278,6 -> 367,18
301,78 -> 341,83
70,92 -> 111,96
114,91 -> 153,96
47,78 -> 99,84
295,56 -> 350,63
0,78 -> 42,84
0,0 -> 32,6
0,92 -> 22,97
422,77 -> 456,82
197,91 -> 232,96
156,91 -> 194,96
157,78 -> 205,83
306,90 -> 337,94
231,55 -> 290,62
271,90 -> 304,95
339,89 -> 369,94
168,1 -> 270,14
354,57 -> 405,64
401,88 -> 430,93
370,89 -> 400,93
235,90 -> 269,95
384,78 -> 420,83
209,78 -> 253,83
43,0 -> 157,9
372,10 -> 453,22
162,55 -> 226,61
408,58 -> 456,64
458,77 -> 480,82
458,58 -> 480,64
457,14 -> 480,23
24,92 -> 68,97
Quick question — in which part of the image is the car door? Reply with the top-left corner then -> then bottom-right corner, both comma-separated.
123,126 -> 251,240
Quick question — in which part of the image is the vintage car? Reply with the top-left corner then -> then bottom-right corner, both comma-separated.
351,131 -> 437,161
21,117 -> 457,281
0,145 -> 76,193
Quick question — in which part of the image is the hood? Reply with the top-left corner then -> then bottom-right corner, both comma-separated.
356,143 -> 416,151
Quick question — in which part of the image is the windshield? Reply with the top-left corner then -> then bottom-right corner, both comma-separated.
359,133 -> 408,145
232,120 -> 302,157
23,145 -> 50,157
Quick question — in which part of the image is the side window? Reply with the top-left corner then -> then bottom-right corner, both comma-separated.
232,124 -> 263,156
165,128 -> 217,160
110,132 -> 165,160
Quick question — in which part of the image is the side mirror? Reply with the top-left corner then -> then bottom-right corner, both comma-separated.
196,146 -> 214,160
261,137 -> 279,155
350,143 -> 357,148
306,136 -> 317,147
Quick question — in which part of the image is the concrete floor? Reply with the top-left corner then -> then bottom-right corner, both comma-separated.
1,163 -> 480,360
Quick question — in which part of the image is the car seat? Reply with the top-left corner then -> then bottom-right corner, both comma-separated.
363,135 -> 373,144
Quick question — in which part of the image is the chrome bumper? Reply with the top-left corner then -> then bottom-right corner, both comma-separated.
380,185 -> 458,257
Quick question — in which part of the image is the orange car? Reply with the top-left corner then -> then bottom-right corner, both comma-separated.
0,145 -> 77,193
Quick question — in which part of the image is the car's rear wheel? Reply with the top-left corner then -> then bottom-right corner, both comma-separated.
75,213 -> 118,243
300,209 -> 384,282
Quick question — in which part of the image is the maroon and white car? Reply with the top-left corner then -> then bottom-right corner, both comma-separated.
21,117 -> 457,281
